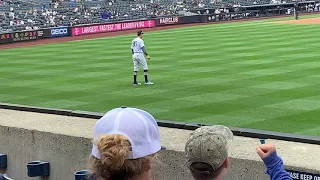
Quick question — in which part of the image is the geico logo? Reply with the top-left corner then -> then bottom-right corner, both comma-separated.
51,29 -> 68,35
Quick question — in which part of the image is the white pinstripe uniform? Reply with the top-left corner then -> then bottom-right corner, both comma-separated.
131,37 -> 148,72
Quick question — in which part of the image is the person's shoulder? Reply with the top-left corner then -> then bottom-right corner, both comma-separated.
138,38 -> 144,43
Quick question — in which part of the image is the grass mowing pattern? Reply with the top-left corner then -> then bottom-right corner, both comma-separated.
0,16 -> 320,136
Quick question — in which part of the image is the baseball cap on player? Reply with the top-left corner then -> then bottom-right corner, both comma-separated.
185,125 -> 233,171
91,106 -> 161,160
137,30 -> 144,36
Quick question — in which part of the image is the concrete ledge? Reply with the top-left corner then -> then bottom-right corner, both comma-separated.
0,103 -> 73,116
0,109 -> 319,180
1,103 -> 320,145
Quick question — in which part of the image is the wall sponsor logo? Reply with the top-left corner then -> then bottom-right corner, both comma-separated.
208,15 -> 216,21
12,31 -> 37,42
37,29 -> 52,38
1,33 -> 11,40
159,17 -> 180,24
0,33 -> 13,44
72,20 -> 155,36
37,30 -> 44,37
51,27 -> 69,37
286,170 -> 320,180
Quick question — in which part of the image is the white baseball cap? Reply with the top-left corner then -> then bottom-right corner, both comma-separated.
91,106 -> 161,159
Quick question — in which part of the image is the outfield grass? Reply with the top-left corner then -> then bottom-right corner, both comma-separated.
1,15 -> 320,136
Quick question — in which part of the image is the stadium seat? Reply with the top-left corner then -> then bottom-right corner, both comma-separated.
0,154 -> 7,169
74,170 -> 92,180
27,161 -> 50,177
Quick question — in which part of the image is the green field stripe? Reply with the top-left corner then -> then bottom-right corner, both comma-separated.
1,15 -> 320,136
267,98 -> 320,111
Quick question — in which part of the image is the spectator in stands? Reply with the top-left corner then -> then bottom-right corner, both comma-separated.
101,11 -> 112,20
53,2 -> 58,9
185,125 -> 233,180
198,1 -> 205,8
27,18 -> 33,23
8,11 -> 14,19
69,20 -> 74,26
25,25 -> 32,30
33,9 -> 37,17
185,125 -> 292,180
316,2 -> 320,11
88,107 -> 161,180
71,0 -> 76,7
51,21 -> 57,27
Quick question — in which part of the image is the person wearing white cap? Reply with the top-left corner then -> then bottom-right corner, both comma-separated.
89,106 -> 161,180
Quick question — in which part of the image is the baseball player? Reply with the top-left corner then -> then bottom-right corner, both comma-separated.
131,31 -> 154,86
294,0 -> 299,20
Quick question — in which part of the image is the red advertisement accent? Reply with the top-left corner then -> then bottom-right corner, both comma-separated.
72,20 -> 156,36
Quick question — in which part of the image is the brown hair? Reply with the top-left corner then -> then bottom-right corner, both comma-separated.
89,134 -> 153,180
189,162 -> 225,180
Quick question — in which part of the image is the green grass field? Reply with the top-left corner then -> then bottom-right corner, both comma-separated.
1,15 -> 320,136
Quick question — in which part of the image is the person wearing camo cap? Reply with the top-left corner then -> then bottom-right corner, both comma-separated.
185,125 -> 233,180
185,125 -> 292,180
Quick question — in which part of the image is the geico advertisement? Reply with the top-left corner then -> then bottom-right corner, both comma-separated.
50,27 -> 69,37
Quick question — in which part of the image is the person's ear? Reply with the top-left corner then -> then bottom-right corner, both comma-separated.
223,157 -> 230,169
145,157 -> 153,171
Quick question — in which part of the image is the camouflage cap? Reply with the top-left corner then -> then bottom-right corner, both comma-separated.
185,125 -> 233,171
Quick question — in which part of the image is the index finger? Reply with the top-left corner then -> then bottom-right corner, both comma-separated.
258,144 -> 275,152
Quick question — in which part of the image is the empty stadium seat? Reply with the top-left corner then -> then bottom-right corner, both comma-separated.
0,154 -> 7,169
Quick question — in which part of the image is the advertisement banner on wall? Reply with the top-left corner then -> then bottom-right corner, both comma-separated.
207,14 -> 218,22
156,16 -> 200,26
0,33 -> 13,44
72,20 -> 155,36
158,17 -> 180,25
50,27 -> 69,37
286,170 -> 320,180
37,29 -> 51,39
12,31 -> 38,42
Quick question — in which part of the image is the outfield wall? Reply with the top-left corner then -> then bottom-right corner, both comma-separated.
0,109 -> 319,180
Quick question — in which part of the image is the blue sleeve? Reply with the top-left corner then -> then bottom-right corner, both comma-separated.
263,151 -> 292,180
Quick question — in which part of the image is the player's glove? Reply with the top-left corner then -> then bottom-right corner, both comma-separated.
146,55 -> 150,60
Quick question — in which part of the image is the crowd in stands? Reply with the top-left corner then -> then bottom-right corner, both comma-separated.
0,0 -> 319,33
0,0 -> 183,33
